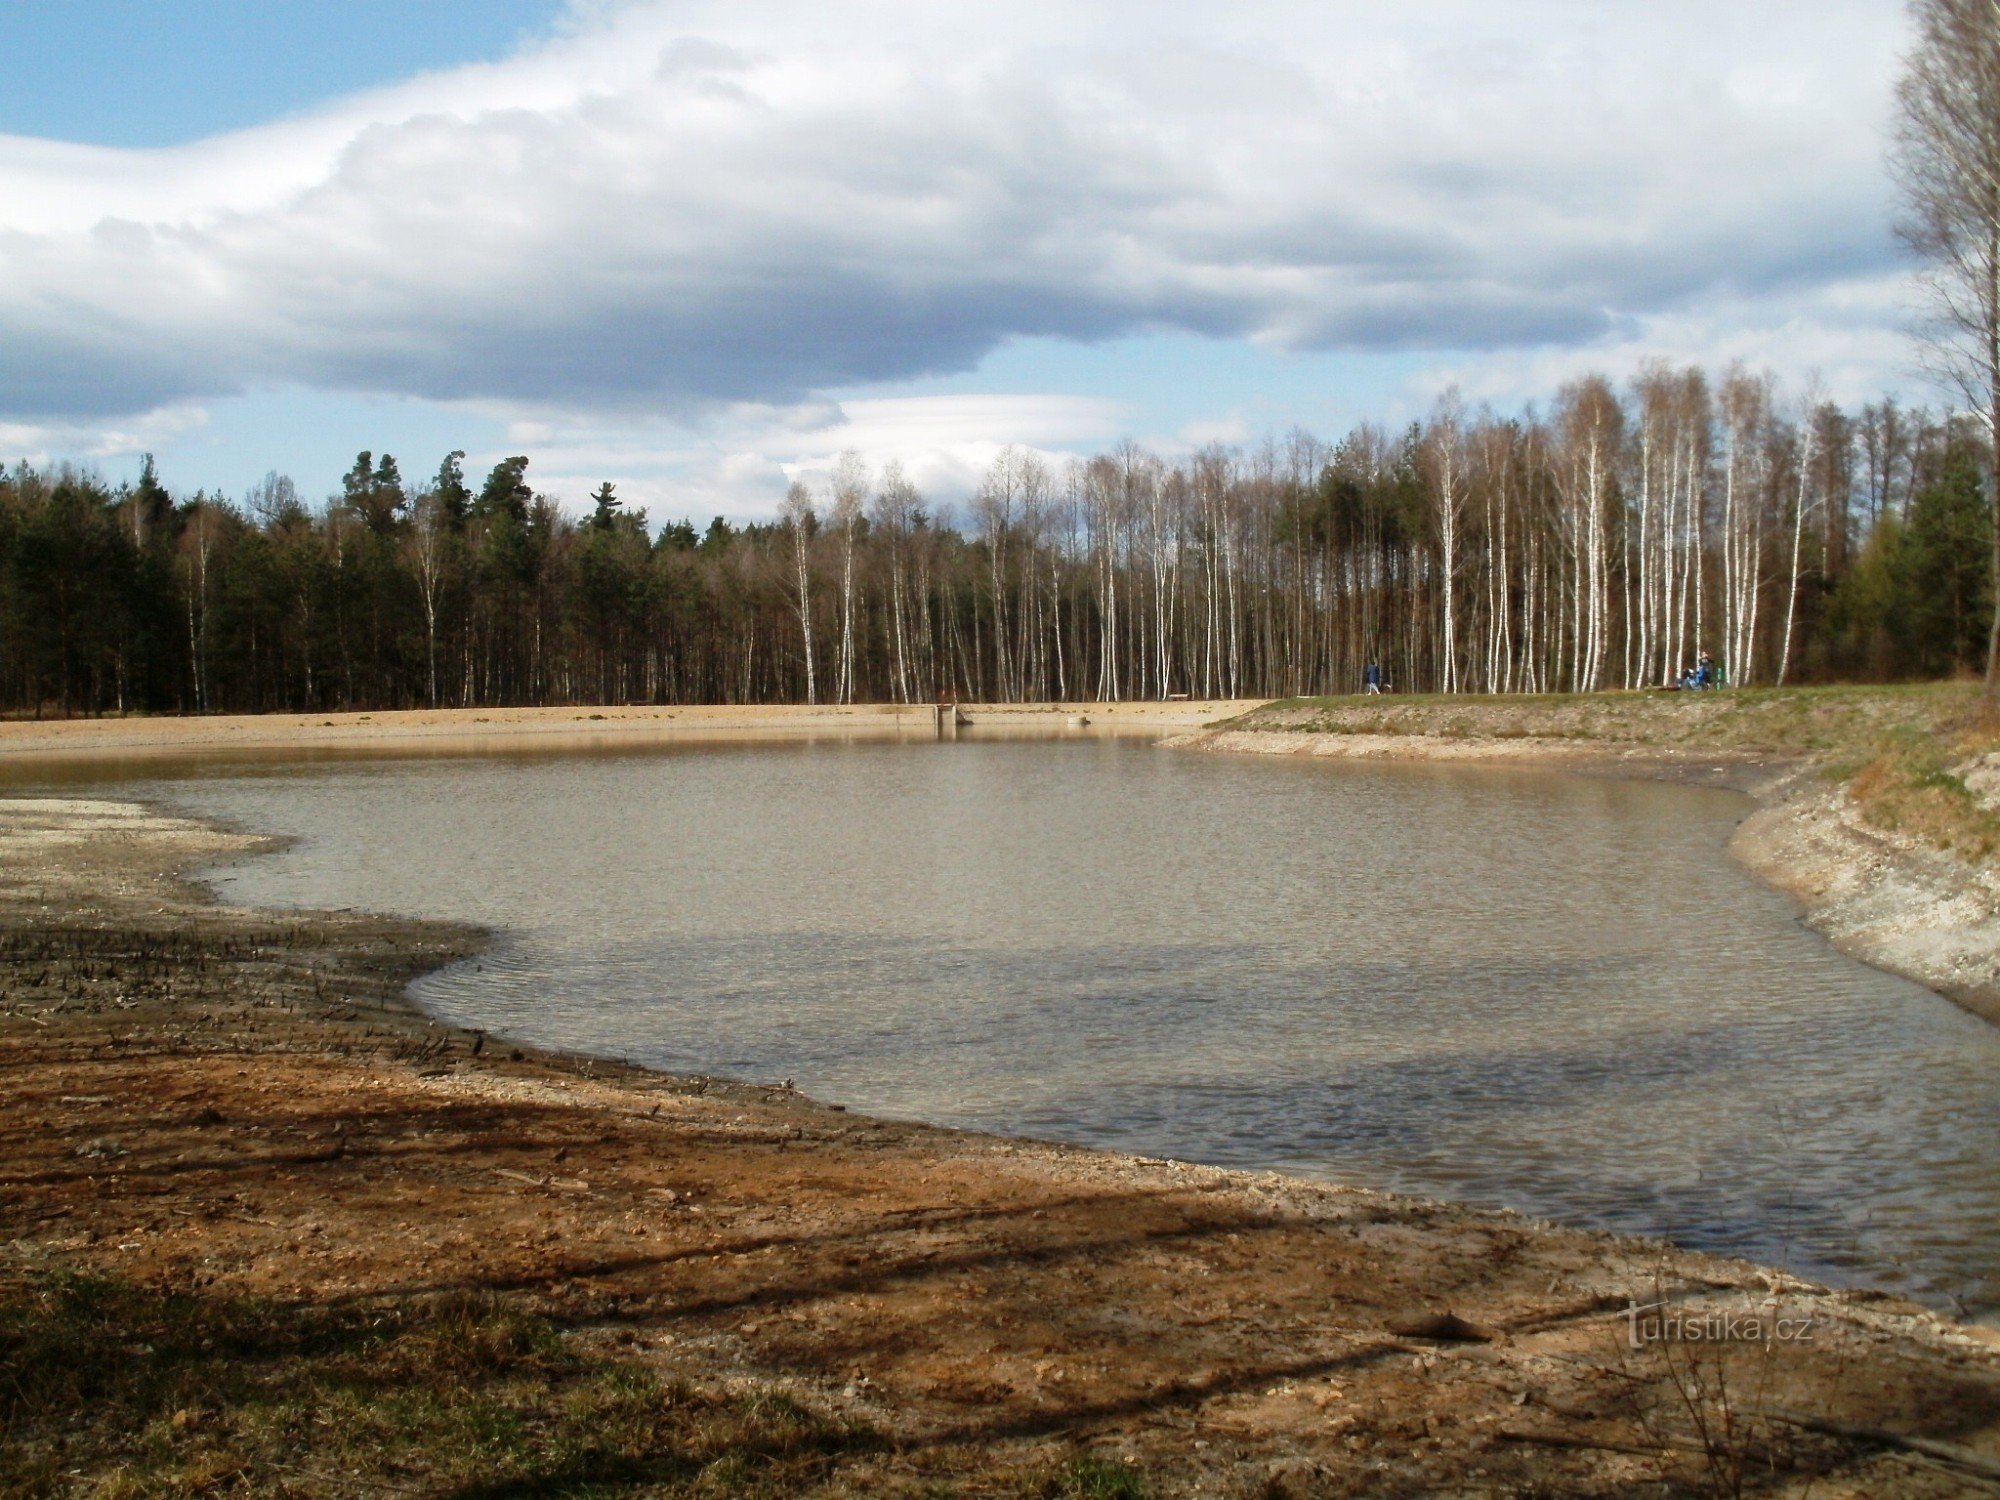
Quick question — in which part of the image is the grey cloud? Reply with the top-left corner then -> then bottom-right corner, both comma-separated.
0,0 -> 1907,420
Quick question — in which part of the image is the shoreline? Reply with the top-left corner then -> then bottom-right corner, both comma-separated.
1168,706 -> 2000,1030
7,800 -> 2000,1491
8,698 -> 2000,1491
0,699 -> 1259,769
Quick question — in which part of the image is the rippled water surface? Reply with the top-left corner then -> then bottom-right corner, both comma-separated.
76,737 -> 2000,1312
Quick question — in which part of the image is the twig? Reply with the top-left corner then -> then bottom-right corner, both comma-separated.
1496,1425 -> 1705,1459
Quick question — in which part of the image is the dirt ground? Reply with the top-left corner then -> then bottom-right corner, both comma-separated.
6,797 -> 2000,1496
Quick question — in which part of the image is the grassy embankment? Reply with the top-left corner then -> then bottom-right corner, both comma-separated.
1224,681 -> 2000,865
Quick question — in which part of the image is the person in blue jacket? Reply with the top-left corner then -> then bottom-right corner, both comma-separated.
1364,659 -> 1383,694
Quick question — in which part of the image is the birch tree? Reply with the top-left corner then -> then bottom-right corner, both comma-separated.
1777,400 -> 1819,686
1718,369 -> 1771,686
407,489 -> 452,707
779,479 -> 818,704
1421,391 -> 1469,692
1553,378 -> 1622,691
871,460 -> 920,702
830,450 -> 866,704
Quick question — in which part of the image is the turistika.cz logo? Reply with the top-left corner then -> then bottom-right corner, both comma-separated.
1625,1300 -> 1817,1350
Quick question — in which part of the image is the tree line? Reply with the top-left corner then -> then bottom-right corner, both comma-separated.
0,367 -> 1992,716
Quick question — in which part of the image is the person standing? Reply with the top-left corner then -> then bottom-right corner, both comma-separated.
1364,659 -> 1383,695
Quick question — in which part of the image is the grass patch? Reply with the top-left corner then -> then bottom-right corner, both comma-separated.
1849,724 -> 2000,863
1260,682 -> 1982,751
1018,1453 -> 1150,1500
0,1270 -> 875,1498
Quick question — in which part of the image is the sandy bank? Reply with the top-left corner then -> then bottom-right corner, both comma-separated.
1173,724 -> 1780,786
1731,770 -> 2000,1026
0,699 -> 1259,767
6,799 -> 2000,1496
1169,695 -> 2000,1029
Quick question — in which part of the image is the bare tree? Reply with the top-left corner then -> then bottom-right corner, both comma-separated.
973,449 -> 1022,700
179,502 -> 215,712
830,451 -> 867,704
871,460 -> 921,703
1894,0 -> 2000,691
1718,368 -> 1771,687
1422,391 -> 1470,692
1776,387 -> 1822,686
407,490 -> 452,707
1553,377 -> 1622,691
779,479 -> 818,704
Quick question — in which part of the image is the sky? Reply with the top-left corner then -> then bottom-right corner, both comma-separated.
0,0 -> 1921,523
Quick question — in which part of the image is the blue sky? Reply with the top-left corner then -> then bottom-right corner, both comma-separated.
0,1 -> 1918,522
0,3 -> 566,147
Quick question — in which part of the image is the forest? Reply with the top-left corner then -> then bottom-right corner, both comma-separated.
0,364 -> 1992,716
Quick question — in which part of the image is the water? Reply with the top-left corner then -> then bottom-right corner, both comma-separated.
53,736 -> 2000,1313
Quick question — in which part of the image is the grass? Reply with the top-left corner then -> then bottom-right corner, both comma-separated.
1028,1455 -> 1150,1500
1848,723 -> 2000,862
0,1270 -> 877,1498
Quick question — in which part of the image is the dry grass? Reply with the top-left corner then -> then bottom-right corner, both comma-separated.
0,1269 -> 1176,1499
1847,722 -> 2000,864
0,1270 -> 878,1499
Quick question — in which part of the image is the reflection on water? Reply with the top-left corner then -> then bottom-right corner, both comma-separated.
85,738 -> 2000,1313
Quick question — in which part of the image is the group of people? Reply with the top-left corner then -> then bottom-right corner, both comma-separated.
1678,652 -> 1721,691
1355,652 -> 1723,693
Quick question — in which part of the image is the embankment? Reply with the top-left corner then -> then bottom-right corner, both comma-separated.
0,698 -> 1258,768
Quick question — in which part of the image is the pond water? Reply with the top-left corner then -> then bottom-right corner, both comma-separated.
45,736 -> 2000,1314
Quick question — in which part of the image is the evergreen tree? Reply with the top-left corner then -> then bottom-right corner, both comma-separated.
433,451 -> 472,529
1906,441 -> 1997,677
475,456 -> 533,523
341,452 -> 374,507
366,454 -> 407,534
131,452 -> 173,545
589,481 -> 621,531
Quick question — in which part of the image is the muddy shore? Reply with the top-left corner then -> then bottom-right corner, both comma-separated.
6,783 -> 2000,1492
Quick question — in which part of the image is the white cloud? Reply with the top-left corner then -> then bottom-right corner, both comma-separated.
0,403 -> 210,471
505,391 -> 1127,519
1176,415 -> 1252,449
1409,271 -> 1917,416
0,0 -> 1911,433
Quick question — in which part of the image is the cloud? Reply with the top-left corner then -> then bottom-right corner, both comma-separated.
1408,271 -> 1917,416
506,391 -> 1128,519
0,0 -> 1910,425
0,403 -> 210,471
